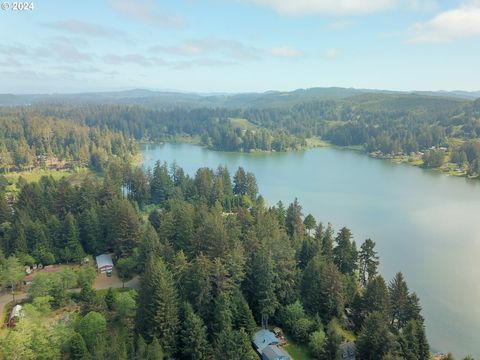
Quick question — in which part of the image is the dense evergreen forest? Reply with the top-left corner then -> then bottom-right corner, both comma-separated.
0,90 -> 479,359
1,158 -> 440,360
2,90 -> 480,175
0,107 -> 136,172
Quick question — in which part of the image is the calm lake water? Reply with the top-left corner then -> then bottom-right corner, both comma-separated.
141,143 -> 480,357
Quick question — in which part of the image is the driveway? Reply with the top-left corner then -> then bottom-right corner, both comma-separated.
93,269 -> 140,290
1,271 -> 140,327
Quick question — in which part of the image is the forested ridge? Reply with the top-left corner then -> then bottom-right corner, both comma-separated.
2,91 -> 480,176
0,158 -> 447,360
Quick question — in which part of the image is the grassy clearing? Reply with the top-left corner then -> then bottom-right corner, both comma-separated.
305,137 -> 330,148
330,318 -> 356,342
3,168 -> 93,196
170,134 -> 203,145
229,118 -> 260,131
284,335 -> 311,360
5,168 -> 72,184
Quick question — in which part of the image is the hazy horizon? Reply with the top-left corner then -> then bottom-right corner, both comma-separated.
2,86 -> 480,96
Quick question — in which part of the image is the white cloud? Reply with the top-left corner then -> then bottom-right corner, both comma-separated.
246,0 -> 396,15
407,2 -> 480,43
329,20 -> 355,30
268,46 -> 304,58
151,38 -> 260,61
43,20 -> 126,39
103,54 -> 166,66
325,48 -> 340,59
108,0 -> 187,28
245,0 -> 439,15
407,0 -> 437,11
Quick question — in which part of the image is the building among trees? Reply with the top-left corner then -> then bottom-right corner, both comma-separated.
95,254 -> 113,276
253,329 -> 291,360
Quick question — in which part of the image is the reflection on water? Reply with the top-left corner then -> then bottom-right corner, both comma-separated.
141,143 -> 480,358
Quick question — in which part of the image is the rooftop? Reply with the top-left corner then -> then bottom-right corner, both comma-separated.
96,254 -> 113,269
262,344 -> 291,360
253,329 -> 279,353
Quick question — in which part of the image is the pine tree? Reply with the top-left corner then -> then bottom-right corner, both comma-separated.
363,275 -> 390,315
233,167 -> 247,195
185,254 -> 213,321
13,224 -> 28,255
69,331 -> 89,360
150,161 -> 173,205
247,244 -> 278,323
406,292 -> 424,323
285,198 -> 304,238
179,302 -> 211,360
333,227 -> 357,274
245,172 -> 258,200
302,256 -> 344,321
79,207 -> 101,254
171,201 -> 194,252
389,272 -> 410,330
398,319 -> 429,360
357,311 -> 397,360
359,238 -> 379,286
298,238 -> 316,269
324,320 -> 342,360
105,287 -> 115,310
321,223 -> 334,261
146,338 -> 164,360
0,192 -> 11,224
60,213 -> 85,263
136,336 -> 147,360
136,255 -> 179,357
231,288 -> 257,335
105,198 -> 141,257
138,223 -> 162,273
303,214 -> 316,234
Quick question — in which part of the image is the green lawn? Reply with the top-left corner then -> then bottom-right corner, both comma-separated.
229,117 -> 260,131
305,137 -> 330,148
3,168 -> 92,196
284,335 -> 311,360
330,318 -> 356,342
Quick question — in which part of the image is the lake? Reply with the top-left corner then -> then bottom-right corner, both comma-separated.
141,142 -> 480,357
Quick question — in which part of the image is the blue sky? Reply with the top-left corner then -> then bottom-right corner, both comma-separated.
0,0 -> 479,93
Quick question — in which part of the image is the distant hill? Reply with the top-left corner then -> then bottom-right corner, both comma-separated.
0,87 -> 477,108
